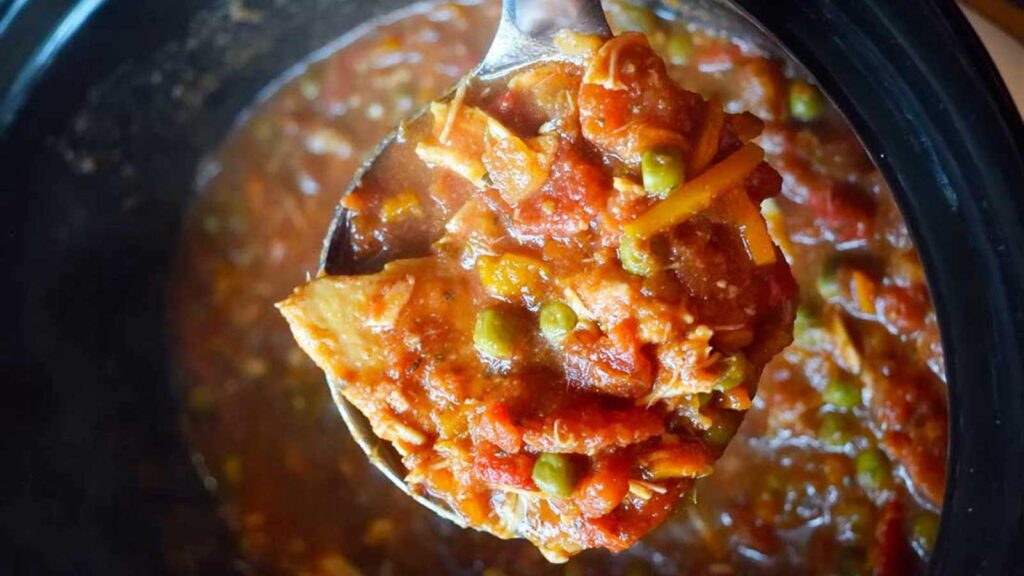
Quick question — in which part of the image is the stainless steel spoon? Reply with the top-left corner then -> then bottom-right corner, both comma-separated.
318,0 -> 612,525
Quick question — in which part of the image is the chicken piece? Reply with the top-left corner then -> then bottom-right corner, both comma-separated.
278,258 -> 483,452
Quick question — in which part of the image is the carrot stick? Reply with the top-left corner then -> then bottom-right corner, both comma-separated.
851,269 -> 878,315
721,386 -> 752,411
625,143 -> 765,239
714,189 -> 777,266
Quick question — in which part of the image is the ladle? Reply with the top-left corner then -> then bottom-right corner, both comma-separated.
319,0 -> 613,526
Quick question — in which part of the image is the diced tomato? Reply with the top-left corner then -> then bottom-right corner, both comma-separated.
340,190 -> 368,212
576,484 -> 682,553
471,401 -> 523,454
579,34 -> 702,165
872,500 -> 912,576
608,322 -> 654,378
563,321 -> 655,398
472,446 -> 537,491
503,145 -> 610,242
726,111 -> 765,143
867,369 -> 947,506
575,452 -> 631,518
457,489 -> 494,527
877,284 -> 927,335
743,162 -> 784,204
693,40 -> 744,72
806,182 -> 875,243
590,88 -> 630,132
520,398 -> 664,455
736,59 -> 787,122
766,256 -> 800,310
495,91 -> 517,116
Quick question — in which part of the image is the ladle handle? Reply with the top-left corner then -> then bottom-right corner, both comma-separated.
507,0 -> 612,39
479,0 -> 612,77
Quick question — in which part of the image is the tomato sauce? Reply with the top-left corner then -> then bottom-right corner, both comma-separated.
171,1 -> 946,574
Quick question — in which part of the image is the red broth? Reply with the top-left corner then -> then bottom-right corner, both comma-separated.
170,1 -> 946,574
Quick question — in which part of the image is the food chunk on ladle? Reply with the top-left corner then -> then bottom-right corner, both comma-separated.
279,27 -> 797,561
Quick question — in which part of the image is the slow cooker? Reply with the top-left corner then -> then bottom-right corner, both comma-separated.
1,0 -> 1022,574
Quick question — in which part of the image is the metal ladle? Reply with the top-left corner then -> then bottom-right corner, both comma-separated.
318,0 -> 612,525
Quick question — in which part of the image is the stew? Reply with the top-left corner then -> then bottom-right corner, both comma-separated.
171,1 -> 947,574
277,30 -> 797,561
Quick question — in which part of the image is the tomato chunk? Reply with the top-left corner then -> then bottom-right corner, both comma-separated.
471,401 -> 523,454
564,321 -> 655,399
472,446 -> 537,491
580,33 -> 702,165
521,399 -> 664,455
575,452 -> 631,518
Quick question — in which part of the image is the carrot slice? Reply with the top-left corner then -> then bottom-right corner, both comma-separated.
688,99 -> 725,176
721,386 -> 753,411
851,269 -> 878,315
625,143 -> 765,239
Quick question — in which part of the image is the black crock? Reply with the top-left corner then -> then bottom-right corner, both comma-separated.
1,0 -> 1022,574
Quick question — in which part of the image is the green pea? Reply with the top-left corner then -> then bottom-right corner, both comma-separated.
664,31 -> 693,66
532,453 -> 578,497
618,234 -> 659,277
714,354 -> 749,392
855,448 -> 893,493
298,76 -> 321,101
642,147 -> 685,199
818,412 -> 853,448
817,260 -> 842,301
794,306 -> 823,347
615,4 -> 661,34
703,412 -> 742,447
539,301 -> 578,343
910,512 -> 940,556
704,424 -> 733,447
789,80 -> 824,122
824,377 -> 862,409
794,306 -> 817,333
474,309 -> 520,359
